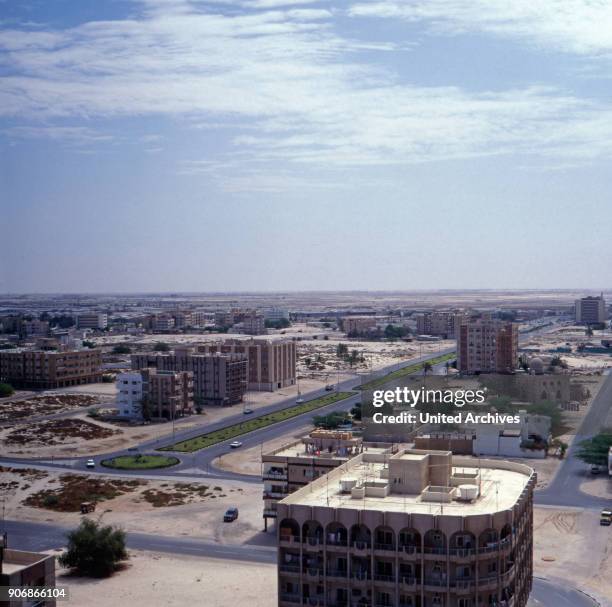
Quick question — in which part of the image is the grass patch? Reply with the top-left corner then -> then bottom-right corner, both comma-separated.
159,391 -> 354,453
100,454 -> 179,470
357,352 -> 456,391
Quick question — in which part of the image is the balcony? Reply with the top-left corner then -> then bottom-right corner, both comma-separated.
373,573 -> 395,586
398,545 -> 420,557
449,547 -> 475,559
263,471 -> 288,481
263,490 -> 288,499
399,575 -> 417,587
279,594 -> 301,605
450,578 -> 474,592
350,570 -> 371,583
423,576 -> 447,590
263,508 -> 277,518
326,568 -> 348,579
351,541 -> 372,554
279,564 -> 300,575
303,567 -> 324,580
279,534 -> 300,546
374,543 -> 395,554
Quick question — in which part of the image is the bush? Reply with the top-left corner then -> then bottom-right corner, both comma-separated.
0,383 -> 14,397
43,494 -> 59,507
112,345 -> 131,354
153,342 -> 169,352
59,519 -> 128,577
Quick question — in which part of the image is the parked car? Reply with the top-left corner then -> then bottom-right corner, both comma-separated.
224,507 -> 239,522
86,459 -> 95,468
325,384 -> 335,391
229,441 -> 243,449
296,397 -> 304,404
243,408 -> 254,415
590,465 -> 601,475
601,508 -> 612,526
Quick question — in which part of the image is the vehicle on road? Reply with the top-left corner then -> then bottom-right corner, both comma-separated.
229,441 -> 243,449
243,408 -> 253,415
224,507 -> 239,522
601,508 -> 612,526
127,447 -> 139,452
86,459 -> 95,468
296,397 -> 304,403
325,384 -> 335,391
80,501 -> 96,514
590,465 -> 601,475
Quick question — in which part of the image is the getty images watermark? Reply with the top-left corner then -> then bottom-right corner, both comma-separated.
370,387 -> 521,425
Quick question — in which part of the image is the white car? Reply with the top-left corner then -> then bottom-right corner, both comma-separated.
229,441 -> 243,449
243,408 -> 254,415
86,459 -> 95,468
296,397 -> 304,404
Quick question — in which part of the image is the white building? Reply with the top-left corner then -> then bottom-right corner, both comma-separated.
76,313 -> 108,330
575,294 -> 606,325
264,308 -> 290,322
116,372 -> 143,417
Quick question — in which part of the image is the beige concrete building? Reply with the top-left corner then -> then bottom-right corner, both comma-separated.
131,349 -> 247,406
0,537 -> 56,607
415,313 -> 463,339
141,368 -> 194,419
0,348 -> 102,389
262,431 -> 369,528
342,317 -> 377,335
75,313 -> 108,330
457,318 -> 518,375
198,338 -> 296,391
276,448 -> 534,607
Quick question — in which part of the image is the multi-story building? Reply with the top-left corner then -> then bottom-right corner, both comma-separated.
262,430 -> 367,529
172,311 -> 194,329
457,317 -> 518,374
21,319 -> 50,337
151,313 -> 176,332
116,371 -> 144,418
233,311 -> 267,335
0,348 -> 102,389
415,312 -> 463,339
0,535 -> 57,607
276,448 -> 535,607
575,294 -> 606,325
265,308 -> 291,322
76,313 -> 108,330
131,348 -> 247,406
342,316 -> 377,335
198,338 -> 296,391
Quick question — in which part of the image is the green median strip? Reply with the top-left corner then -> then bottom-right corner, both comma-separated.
158,391 -> 355,453
100,455 -> 179,470
357,352 -> 456,391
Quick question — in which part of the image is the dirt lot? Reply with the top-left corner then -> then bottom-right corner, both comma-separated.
1,466 -> 266,544
0,393 -> 104,424
57,550 -> 277,607
533,506 -> 612,605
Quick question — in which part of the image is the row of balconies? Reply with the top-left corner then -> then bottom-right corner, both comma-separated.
279,595 -> 515,607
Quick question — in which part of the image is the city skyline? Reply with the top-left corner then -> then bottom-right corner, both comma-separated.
2,0 -> 611,292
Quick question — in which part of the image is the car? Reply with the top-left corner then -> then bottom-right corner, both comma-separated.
86,459 -> 95,468
590,465 -> 601,475
243,408 -> 254,415
224,507 -> 239,522
325,384 -> 335,391
229,441 -> 243,449
296,397 -> 304,404
601,508 -> 612,526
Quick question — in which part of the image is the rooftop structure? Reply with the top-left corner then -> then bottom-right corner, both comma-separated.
276,448 -> 535,607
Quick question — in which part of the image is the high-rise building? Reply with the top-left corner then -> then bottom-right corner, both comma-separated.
276,448 -> 535,607
0,348 -> 102,389
131,349 -> 247,406
198,338 -> 296,391
457,317 -> 518,374
575,294 -> 606,325
76,313 -> 108,330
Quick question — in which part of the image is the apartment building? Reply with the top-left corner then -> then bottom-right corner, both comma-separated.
76,313 -> 108,330
233,311 -> 267,335
131,348 -> 247,406
0,348 -> 102,389
575,294 -> 606,325
117,371 -> 144,418
198,338 -> 296,391
0,536 -> 57,607
21,319 -> 50,337
457,317 -> 518,375
415,313 -> 462,339
265,308 -> 291,322
342,316 -> 377,335
262,431 -> 366,529
276,448 -> 535,607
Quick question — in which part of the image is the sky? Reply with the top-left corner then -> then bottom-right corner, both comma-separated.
0,0 -> 611,293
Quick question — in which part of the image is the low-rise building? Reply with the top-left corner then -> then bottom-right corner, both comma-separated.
0,534 -> 56,607
414,312 -> 463,339
276,448 -> 535,607
0,348 -> 102,389
341,316 -> 378,335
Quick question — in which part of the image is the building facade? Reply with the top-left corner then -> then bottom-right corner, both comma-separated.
575,295 -> 606,325
342,317 -> 378,335
415,313 -> 463,339
131,349 -> 247,406
76,313 -> 108,330
457,318 -> 518,375
0,349 -> 102,389
276,449 -> 535,607
198,338 -> 296,391
117,371 -> 144,417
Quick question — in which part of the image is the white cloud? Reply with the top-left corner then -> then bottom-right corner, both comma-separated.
1,0 -> 611,175
2,125 -> 115,144
348,1 -> 612,55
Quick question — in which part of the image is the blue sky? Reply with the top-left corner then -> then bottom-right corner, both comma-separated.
1,0 -> 611,293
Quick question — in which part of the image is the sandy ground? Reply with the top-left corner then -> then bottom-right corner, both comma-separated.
533,506 -> 612,605
579,475 -> 612,499
214,422 -> 313,476
56,550 -> 277,607
1,466 -> 269,543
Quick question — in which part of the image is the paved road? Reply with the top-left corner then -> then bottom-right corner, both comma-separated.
0,519 -> 599,607
536,370 -> 612,509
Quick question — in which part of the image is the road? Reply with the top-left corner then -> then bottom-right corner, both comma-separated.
0,519 -> 599,607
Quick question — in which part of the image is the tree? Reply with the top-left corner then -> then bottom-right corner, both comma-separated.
336,343 -> 348,358
422,361 -> 433,376
59,519 -> 128,577
348,349 -> 360,367
575,432 -> 612,467
350,402 -> 362,421
82,340 -> 96,348
153,342 -> 169,352
112,344 -> 131,355
0,383 -> 14,397
585,325 -> 594,337
265,318 -> 291,329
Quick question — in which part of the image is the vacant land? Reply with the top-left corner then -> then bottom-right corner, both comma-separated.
0,393 -> 102,424
3,418 -> 119,446
159,391 -> 354,453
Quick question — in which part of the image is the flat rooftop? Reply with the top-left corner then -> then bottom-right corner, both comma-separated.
281,454 -> 532,516
270,443 -> 388,460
